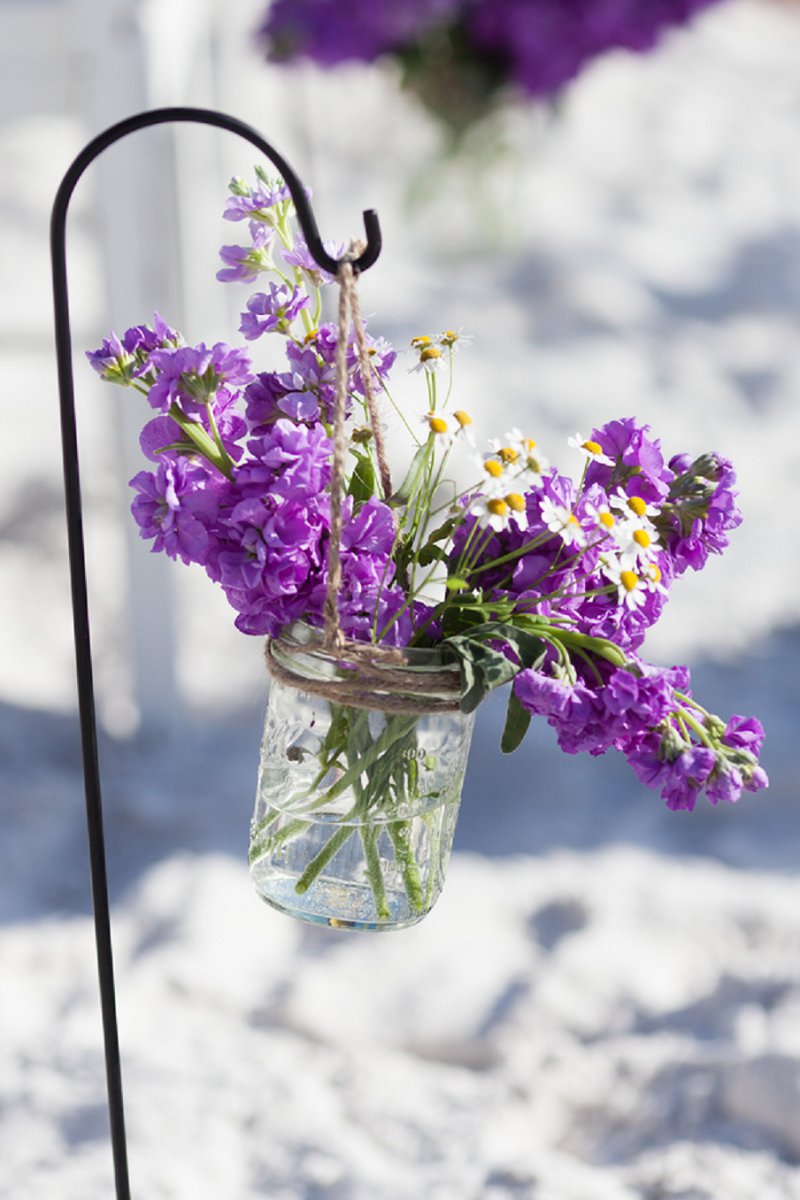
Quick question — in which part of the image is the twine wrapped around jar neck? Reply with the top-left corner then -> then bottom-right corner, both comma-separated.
265,247 -> 462,714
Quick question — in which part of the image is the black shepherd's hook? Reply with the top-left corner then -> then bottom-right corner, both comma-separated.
50,106 -> 382,1200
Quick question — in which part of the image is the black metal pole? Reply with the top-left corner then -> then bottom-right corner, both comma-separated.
50,106 -> 382,1199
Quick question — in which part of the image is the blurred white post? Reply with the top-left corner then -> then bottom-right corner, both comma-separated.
73,0 -> 221,731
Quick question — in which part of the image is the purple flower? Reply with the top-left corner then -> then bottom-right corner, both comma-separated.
223,179 -> 291,222
147,343 -> 253,413
259,0 -> 460,66
129,460 -> 219,565
282,234 -> 345,286
239,282 -> 311,340
217,223 -> 276,283
467,0 -> 723,98
236,418 -> 333,501
583,417 -> 672,500
86,313 -> 181,381
722,714 -> 765,757
659,452 -> 743,576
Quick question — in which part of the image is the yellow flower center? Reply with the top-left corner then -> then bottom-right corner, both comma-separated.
303,328 -> 319,344
633,529 -> 651,549
499,447 -> 519,464
582,439 -> 603,456
440,329 -> 459,346
523,437 -> 538,451
411,335 -> 431,349
453,409 -> 472,427
428,416 -> 448,435
568,514 -> 580,527
526,456 -> 543,475
627,495 -> 647,517
598,511 -> 615,529
420,346 -> 442,362
484,459 -> 504,478
620,570 -> 639,593
487,499 -> 509,517
647,563 -> 662,584
505,493 -> 525,512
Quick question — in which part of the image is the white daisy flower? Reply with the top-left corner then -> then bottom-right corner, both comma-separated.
615,520 -> 662,567
642,559 -> 669,597
497,429 -> 550,486
452,409 -> 477,448
609,488 -> 659,524
568,432 -> 615,467
437,328 -> 474,351
410,344 -> 446,374
600,555 -> 647,610
539,496 -> 586,546
584,501 -> 617,541
422,412 -> 455,450
469,491 -> 527,533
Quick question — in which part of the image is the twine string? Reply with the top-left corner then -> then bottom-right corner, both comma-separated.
268,245 -> 461,714
323,240 -> 393,650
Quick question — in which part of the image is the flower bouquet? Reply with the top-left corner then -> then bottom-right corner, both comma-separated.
88,167 -> 766,931
257,0 -> 725,136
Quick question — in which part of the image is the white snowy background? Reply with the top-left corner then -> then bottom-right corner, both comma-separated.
2,1 -> 800,1197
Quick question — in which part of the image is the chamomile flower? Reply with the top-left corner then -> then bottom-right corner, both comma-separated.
500,428 -> 550,485
600,555 -> 647,610
452,409 -> 476,447
568,433 -> 615,467
584,501 -> 617,540
642,559 -> 669,597
610,488 -> 659,523
539,496 -> 586,546
422,413 -> 455,449
469,491 -> 527,532
437,328 -> 473,351
476,454 -> 508,497
410,344 -> 446,374
616,521 -> 661,567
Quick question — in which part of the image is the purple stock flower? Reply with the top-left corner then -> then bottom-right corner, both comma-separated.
237,418 -> 333,501
129,459 -> 219,565
260,0 -> 460,66
86,313 -> 181,381
283,234 -> 345,286
217,223 -> 276,283
147,343 -> 253,412
239,282 -> 311,340
223,178 -> 291,222
467,0 -> 723,97
659,452 -> 743,575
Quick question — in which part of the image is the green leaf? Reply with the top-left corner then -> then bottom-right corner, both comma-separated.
501,688 -> 531,754
442,636 -> 519,713
347,451 -> 377,505
417,543 -> 448,567
389,439 -> 431,508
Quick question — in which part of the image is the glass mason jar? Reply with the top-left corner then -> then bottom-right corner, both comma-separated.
249,624 -> 475,932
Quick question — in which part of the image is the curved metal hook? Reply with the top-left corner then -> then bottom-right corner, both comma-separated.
52,105 -> 382,274
50,106 -> 381,1200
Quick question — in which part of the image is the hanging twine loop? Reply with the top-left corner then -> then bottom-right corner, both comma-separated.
266,242 -> 462,713
323,240 -> 393,651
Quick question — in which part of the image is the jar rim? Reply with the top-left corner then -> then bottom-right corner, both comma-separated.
278,620 -> 457,673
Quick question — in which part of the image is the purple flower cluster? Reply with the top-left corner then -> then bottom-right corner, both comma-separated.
258,0 -> 723,104
87,171 -> 766,818
449,416 -> 765,808
89,301 -> 408,643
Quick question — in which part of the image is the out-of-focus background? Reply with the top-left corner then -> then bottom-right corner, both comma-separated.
2,1 -> 800,1197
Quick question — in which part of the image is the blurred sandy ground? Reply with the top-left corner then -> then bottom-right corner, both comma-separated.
0,0 -> 798,861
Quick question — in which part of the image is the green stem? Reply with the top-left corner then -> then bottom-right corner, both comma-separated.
294,824 -> 354,895
388,820 -> 425,912
360,825 -> 390,919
